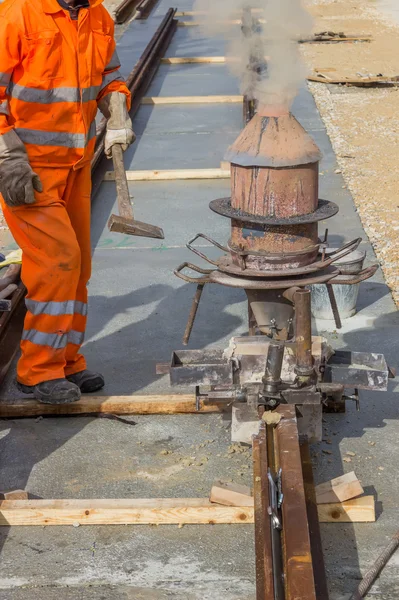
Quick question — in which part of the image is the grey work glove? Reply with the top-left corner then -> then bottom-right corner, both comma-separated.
98,92 -> 136,158
0,130 -> 42,207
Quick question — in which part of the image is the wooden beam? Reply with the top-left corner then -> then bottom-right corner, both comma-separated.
308,74 -> 399,86
175,9 -> 264,16
177,20 -> 245,27
0,499 -> 254,526
161,56 -> 227,64
0,395 -> 226,418
0,495 -> 375,525
210,481 -> 253,507
104,167 -> 231,182
317,496 -> 375,523
141,95 -> 243,105
315,472 -> 364,504
1,490 -> 28,501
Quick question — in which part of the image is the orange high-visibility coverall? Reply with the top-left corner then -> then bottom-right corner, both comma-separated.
0,0 -> 131,385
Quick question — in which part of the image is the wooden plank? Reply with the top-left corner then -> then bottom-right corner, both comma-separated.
141,95 -> 243,105
177,19 -> 248,27
161,56 -> 227,64
104,168 -> 231,182
175,9 -> 264,16
315,471 -> 364,504
0,499 -> 254,526
210,481 -> 253,507
0,496 -> 375,525
308,74 -> 399,86
2,490 -> 28,500
0,395 -> 226,418
317,496 -> 375,523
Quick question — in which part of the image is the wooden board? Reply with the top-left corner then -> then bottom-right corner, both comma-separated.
308,74 -> 398,86
315,471 -> 364,504
161,56 -> 227,64
177,20 -> 245,27
0,495 -> 375,526
0,499 -> 254,526
0,395 -> 226,418
141,95 -> 243,105
175,9 -> 263,16
317,496 -> 375,523
210,481 -> 253,507
104,168 -> 231,182
1,490 -> 28,500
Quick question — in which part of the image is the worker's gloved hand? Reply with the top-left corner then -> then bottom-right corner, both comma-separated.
0,130 -> 42,207
98,92 -> 136,158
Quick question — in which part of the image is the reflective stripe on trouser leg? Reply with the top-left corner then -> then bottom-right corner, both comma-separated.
63,163 -> 92,377
0,166 -> 90,385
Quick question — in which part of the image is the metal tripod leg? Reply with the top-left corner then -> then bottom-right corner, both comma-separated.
326,283 -> 342,330
183,283 -> 205,345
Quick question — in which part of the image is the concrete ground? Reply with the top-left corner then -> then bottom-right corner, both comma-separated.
1,2 -> 399,599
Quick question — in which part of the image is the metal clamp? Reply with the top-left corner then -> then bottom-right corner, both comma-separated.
267,468 -> 283,530
174,262 -> 213,284
332,264 -> 379,285
186,233 -> 229,266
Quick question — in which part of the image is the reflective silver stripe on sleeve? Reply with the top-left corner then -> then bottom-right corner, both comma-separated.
15,128 -> 88,148
0,100 -> 9,115
87,120 -> 96,142
75,301 -> 88,317
22,329 -> 85,348
0,72 -> 11,86
99,70 -> 124,94
25,299 -> 88,316
68,330 -> 85,346
105,50 -> 121,72
9,83 -> 100,104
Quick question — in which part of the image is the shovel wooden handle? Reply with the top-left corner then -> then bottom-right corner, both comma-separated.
111,144 -> 134,221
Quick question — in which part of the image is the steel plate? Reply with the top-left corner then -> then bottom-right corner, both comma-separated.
209,197 -> 339,225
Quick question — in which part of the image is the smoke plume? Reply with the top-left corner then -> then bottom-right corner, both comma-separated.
192,0 -> 313,109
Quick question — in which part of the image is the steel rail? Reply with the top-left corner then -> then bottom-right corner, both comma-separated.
115,0 -> 160,24
0,282 -> 26,388
253,406 -> 327,599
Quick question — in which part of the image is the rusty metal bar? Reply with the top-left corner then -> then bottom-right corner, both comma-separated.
182,283 -> 205,346
294,289 -> 314,379
300,441 -> 330,599
276,406 -> 317,600
0,282 -> 26,387
253,422 -> 275,599
114,0 -> 141,24
326,283 -> 342,330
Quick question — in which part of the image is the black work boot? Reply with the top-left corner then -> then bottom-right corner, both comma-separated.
66,370 -> 105,393
17,378 -> 81,405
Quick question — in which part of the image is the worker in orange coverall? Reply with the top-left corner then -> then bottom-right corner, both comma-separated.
0,0 -> 134,404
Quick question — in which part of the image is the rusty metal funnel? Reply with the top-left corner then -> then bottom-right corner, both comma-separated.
224,111 -> 322,168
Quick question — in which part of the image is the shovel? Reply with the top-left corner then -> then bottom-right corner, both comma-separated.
108,144 -> 164,239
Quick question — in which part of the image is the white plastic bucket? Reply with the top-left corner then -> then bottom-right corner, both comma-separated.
310,248 -> 366,320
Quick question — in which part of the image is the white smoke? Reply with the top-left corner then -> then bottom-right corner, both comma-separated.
192,0 -> 313,109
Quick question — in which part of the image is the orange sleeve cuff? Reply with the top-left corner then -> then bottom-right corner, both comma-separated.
0,115 -> 13,135
97,82 -> 131,110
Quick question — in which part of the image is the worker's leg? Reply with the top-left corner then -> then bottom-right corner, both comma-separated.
0,167 -> 83,386
62,164 -> 92,377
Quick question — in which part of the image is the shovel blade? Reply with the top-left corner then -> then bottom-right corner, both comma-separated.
108,214 -> 164,239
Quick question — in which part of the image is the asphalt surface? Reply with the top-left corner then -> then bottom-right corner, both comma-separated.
1,1 -> 399,599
